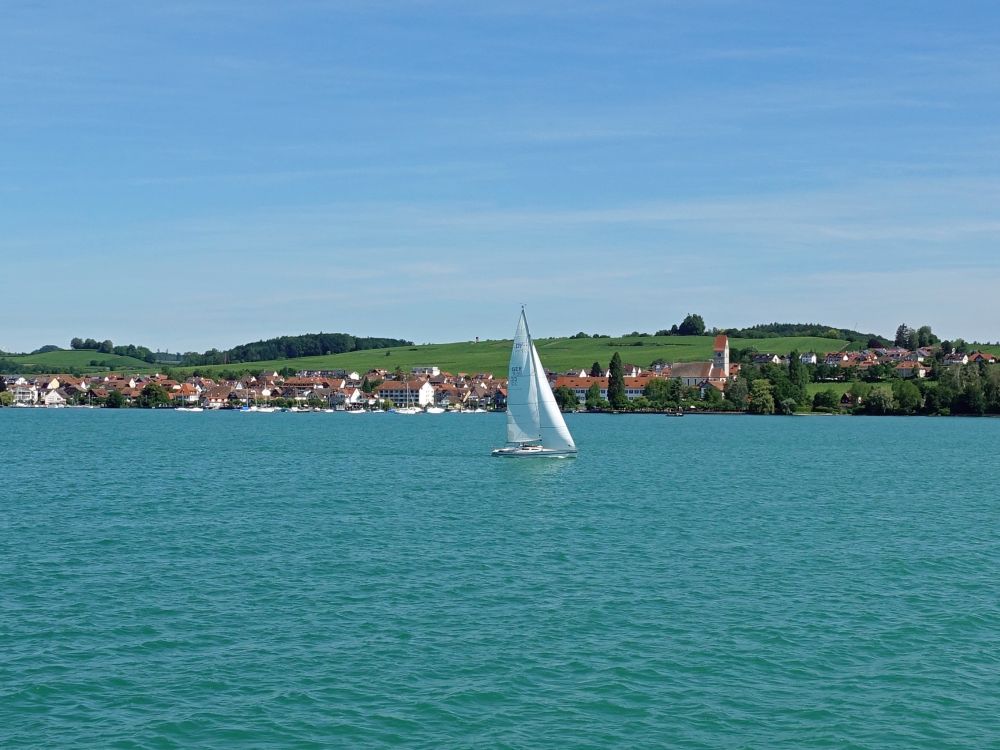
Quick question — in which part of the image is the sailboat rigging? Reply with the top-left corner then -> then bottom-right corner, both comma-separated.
492,309 -> 577,458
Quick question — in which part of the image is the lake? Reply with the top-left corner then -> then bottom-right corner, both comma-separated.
3,410 -> 999,748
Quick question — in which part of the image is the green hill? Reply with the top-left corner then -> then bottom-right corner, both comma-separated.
176,335 -> 849,377
6,349 -> 157,373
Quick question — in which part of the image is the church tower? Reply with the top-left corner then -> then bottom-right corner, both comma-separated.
713,334 -> 729,378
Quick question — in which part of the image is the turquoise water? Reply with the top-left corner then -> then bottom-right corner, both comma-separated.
3,410 -> 999,748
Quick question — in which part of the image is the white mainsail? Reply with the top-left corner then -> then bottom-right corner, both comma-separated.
531,343 -> 577,452
505,310 -> 541,444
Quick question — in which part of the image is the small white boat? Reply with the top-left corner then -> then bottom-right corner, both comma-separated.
424,406 -> 445,414
393,406 -> 421,415
492,309 -> 577,458
176,407 -> 204,412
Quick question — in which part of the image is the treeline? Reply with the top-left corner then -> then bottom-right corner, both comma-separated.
721,322 -> 887,346
178,333 -> 413,366
67,332 -> 413,367
570,317 -> 889,344
71,338 -> 157,362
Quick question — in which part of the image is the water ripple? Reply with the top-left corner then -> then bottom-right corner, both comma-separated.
2,411 -> 999,747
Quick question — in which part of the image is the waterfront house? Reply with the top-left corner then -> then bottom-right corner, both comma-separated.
42,389 -> 68,407
375,379 -> 435,407
12,383 -> 37,405
201,386 -> 234,409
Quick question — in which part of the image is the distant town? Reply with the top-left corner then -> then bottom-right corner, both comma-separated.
4,324 -> 999,416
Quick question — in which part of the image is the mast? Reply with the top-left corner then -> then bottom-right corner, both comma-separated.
505,309 -> 541,444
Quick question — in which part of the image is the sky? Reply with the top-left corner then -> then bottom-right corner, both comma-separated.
3,1 -> 1000,352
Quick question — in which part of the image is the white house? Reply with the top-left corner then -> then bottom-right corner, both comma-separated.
799,352 -> 818,365
13,384 -> 38,405
376,379 -> 435,407
42,389 -> 68,407
896,361 -> 928,379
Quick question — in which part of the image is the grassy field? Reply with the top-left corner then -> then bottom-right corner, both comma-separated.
6,349 -> 157,372
6,336 -> 851,376
174,335 -> 850,377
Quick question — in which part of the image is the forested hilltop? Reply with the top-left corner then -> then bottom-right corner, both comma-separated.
0,332 -> 413,373
174,333 -> 413,366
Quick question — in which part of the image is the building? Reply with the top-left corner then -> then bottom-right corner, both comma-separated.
375,379 -> 435,407
669,335 -> 733,387
552,375 -> 663,404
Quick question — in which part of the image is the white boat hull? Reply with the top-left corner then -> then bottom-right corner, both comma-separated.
491,446 -> 577,459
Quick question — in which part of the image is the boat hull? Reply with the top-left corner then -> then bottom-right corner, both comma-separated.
491,446 -> 577,459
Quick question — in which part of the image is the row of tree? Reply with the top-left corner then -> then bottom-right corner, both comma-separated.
67,332 -> 413,367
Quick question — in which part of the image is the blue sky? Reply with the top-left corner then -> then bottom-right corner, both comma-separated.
3,1 -> 1000,352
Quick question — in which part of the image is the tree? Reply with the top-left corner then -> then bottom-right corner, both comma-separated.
864,387 -> 895,415
894,324 -> 911,347
787,350 -> 809,403
105,390 -> 126,408
812,389 -> 840,411
916,325 -> 939,347
553,385 -> 580,411
585,382 -> 604,410
137,382 -> 169,408
98,339 -> 114,354
704,385 -> 724,407
848,381 -> 872,400
644,377 -> 680,407
607,352 -> 627,408
892,380 -> 922,414
677,313 -> 706,336
906,328 -> 919,351
70,337 -> 83,349
0,391 -> 12,407
777,398 -> 797,415
747,380 -> 775,414
725,378 -> 749,409
589,361 -> 603,377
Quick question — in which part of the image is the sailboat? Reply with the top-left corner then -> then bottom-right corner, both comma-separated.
492,309 -> 577,458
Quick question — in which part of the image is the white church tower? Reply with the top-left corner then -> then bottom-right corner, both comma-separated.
712,334 -> 729,378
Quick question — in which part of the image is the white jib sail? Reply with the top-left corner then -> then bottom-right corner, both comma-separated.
505,311 -> 541,444
531,344 -> 577,451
